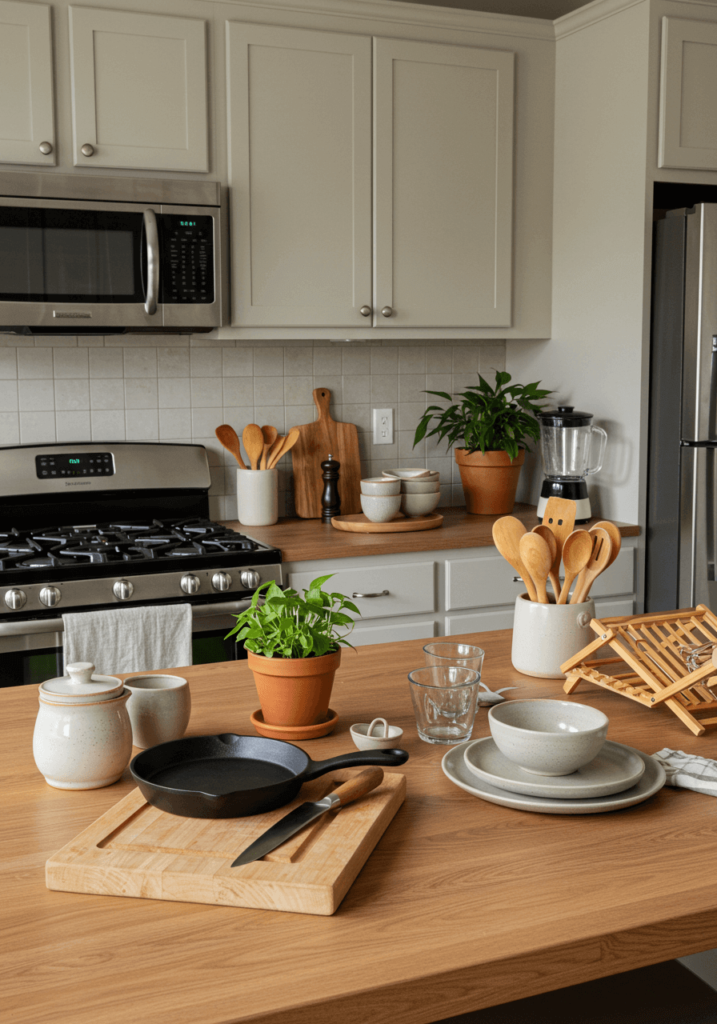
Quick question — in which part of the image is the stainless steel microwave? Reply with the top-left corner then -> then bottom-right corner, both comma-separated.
0,171 -> 227,334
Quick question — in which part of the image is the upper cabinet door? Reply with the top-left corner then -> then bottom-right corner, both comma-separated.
374,39 -> 514,329
69,6 -> 208,172
659,17 -> 717,171
226,23 -> 372,327
0,1 -> 55,166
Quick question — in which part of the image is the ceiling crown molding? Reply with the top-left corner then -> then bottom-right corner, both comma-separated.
554,0 -> 648,39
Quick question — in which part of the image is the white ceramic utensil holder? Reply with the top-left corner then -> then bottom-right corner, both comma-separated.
236,467 -> 278,526
511,594 -> 596,679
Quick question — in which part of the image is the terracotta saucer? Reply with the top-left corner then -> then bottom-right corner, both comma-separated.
250,707 -> 339,740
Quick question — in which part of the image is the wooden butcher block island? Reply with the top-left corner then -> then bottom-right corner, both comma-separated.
4,630 -> 717,1024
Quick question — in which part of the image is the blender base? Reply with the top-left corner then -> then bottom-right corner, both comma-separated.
537,479 -> 592,523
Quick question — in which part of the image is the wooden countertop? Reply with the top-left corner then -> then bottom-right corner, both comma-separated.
222,504 -> 641,562
4,631 -> 717,1024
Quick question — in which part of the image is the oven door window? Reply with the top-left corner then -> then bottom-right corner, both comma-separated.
0,206 -> 144,303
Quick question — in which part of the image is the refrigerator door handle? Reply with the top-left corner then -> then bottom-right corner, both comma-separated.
680,440 -> 717,448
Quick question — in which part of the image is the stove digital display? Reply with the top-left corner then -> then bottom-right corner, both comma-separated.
36,453 -> 114,479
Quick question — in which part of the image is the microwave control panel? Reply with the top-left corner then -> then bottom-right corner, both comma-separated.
160,215 -> 214,304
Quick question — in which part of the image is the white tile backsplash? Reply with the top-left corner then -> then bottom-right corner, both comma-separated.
0,338 -> 505,517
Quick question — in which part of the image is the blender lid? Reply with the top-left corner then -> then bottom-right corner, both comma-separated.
537,406 -> 594,427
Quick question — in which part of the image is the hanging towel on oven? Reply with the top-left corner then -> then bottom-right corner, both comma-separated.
62,604 -> 193,675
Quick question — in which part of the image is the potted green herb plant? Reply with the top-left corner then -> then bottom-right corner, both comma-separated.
226,575 -> 360,731
413,371 -> 551,515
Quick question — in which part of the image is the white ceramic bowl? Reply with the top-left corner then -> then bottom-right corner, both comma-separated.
488,699 -> 609,777
400,490 -> 441,517
360,493 -> 401,523
361,477 -> 401,496
350,718 -> 404,750
401,479 -> 441,494
383,468 -> 439,480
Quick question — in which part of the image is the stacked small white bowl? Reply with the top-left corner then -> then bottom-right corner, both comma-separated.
360,467 -> 441,522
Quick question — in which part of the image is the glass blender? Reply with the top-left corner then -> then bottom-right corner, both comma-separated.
536,407 -> 607,523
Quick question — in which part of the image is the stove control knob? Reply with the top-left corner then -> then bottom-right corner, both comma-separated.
4,588 -> 26,610
180,574 -> 201,595
240,570 -> 261,590
212,571 -> 232,593
40,586 -> 61,608
113,579 -> 134,601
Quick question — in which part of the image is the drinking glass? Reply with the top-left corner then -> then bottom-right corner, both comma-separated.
423,642 -> 484,676
408,666 -> 481,745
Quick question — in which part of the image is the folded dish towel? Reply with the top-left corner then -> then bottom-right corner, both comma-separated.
652,748 -> 717,796
62,604 -> 193,675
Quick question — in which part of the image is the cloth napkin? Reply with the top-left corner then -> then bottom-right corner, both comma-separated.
652,748 -> 717,795
63,604 -> 193,675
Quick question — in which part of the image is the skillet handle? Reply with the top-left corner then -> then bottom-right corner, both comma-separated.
302,748 -> 408,781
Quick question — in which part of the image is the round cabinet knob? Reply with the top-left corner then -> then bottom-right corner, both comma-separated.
112,579 -> 134,601
80,143 -> 95,157
359,305 -> 372,317
39,586 -> 61,608
180,574 -> 201,595
240,570 -> 261,590
38,141 -> 53,155
4,589 -> 26,610
381,306 -> 393,318
212,571 -> 232,593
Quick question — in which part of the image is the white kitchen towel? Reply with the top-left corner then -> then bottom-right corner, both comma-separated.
652,748 -> 717,796
62,604 -> 193,675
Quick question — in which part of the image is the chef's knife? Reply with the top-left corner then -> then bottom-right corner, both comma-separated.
231,767 -> 384,867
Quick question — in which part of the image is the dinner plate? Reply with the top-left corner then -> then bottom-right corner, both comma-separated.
442,742 -> 665,814
463,738 -> 646,799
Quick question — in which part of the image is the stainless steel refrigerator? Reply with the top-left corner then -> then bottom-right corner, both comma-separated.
647,204 -> 717,610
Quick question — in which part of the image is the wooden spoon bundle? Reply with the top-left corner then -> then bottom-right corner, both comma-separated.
215,424 -> 300,470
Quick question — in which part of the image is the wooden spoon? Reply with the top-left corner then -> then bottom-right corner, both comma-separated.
531,524 -> 559,600
268,427 -> 300,470
492,516 -> 537,602
260,425 -> 279,469
593,520 -> 622,570
242,423 -> 264,471
557,529 -> 593,604
215,424 -> 248,470
542,496 -> 577,590
572,527 -> 612,604
519,533 -> 552,604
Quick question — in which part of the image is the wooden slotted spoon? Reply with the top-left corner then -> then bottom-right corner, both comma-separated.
531,524 -> 559,600
571,527 -> 612,604
492,516 -> 537,602
542,497 -> 577,589
260,425 -> 279,469
215,424 -> 248,470
557,530 -> 593,604
593,520 -> 622,570
519,532 -> 552,604
242,424 -> 265,471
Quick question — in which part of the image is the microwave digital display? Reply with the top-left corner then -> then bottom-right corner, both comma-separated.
159,215 -> 214,305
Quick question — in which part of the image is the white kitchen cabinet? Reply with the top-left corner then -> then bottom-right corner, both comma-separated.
0,1 -> 55,166
658,16 -> 717,171
288,561 -> 436,621
68,5 -> 208,172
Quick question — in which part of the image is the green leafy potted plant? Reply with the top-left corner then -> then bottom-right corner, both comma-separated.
413,371 -> 551,515
226,575 -> 360,732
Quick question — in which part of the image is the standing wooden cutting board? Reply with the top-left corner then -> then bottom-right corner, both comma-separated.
291,388 -> 362,517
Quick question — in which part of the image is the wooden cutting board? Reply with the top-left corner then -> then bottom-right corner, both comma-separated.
291,388 -> 361,517
46,770 -> 405,916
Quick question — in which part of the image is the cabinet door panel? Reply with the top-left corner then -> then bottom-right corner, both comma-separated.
227,23 -> 372,327
69,6 -> 208,172
350,619 -> 437,646
374,38 -> 513,328
0,1 -> 55,166
289,561 -> 435,621
659,17 -> 717,171
446,554 -> 522,612
445,609 -> 515,634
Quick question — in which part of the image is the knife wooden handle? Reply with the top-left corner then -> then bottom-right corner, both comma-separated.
333,767 -> 384,807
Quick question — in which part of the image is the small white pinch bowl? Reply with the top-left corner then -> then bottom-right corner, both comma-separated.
360,493 -> 401,523
400,491 -> 441,517
488,699 -> 609,777
350,718 -> 404,750
401,479 -> 441,494
361,476 -> 401,496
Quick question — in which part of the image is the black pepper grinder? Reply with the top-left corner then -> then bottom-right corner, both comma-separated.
321,454 -> 341,523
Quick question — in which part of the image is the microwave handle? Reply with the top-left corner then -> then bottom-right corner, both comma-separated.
143,208 -> 160,316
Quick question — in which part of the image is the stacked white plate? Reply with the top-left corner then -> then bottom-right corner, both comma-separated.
382,468 -> 440,516
441,737 -> 666,814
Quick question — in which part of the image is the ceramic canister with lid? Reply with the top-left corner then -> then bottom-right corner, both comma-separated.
33,662 -> 133,789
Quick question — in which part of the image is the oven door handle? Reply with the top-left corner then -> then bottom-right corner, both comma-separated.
143,208 -> 160,316
0,599 -> 253,638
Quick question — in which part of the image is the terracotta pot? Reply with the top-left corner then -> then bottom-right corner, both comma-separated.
247,648 -> 341,727
455,448 -> 525,515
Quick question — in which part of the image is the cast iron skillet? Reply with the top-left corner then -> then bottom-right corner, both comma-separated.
130,733 -> 409,818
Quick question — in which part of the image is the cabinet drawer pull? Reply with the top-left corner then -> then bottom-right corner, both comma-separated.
512,575 -> 565,584
352,590 -> 389,599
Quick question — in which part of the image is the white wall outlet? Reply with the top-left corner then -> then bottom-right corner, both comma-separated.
372,408 -> 394,445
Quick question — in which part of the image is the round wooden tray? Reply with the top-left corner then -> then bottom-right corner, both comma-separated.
330,512 -> 443,534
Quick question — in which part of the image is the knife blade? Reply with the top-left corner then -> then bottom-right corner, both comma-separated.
231,767 -> 384,867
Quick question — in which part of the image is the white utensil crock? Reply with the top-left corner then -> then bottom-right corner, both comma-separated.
236,467 -> 278,526
511,594 -> 595,679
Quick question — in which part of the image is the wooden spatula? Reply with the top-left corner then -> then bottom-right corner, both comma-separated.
542,497 -> 577,585
519,532 -> 552,604
572,527 -> 612,604
531,524 -> 559,600
557,529 -> 593,604
260,425 -> 278,469
593,520 -> 621,569
242,424 -> 264,471
215,424 -> 248,470
492,516 -> 537,602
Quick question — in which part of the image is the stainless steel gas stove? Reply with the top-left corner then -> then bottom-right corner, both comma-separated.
0,443 -> 282,686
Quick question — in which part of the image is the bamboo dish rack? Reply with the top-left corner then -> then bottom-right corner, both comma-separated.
561,605 -> 717,736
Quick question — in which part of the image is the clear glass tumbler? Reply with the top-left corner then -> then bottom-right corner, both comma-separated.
423,642 -> 485,676
408,666 -> 481,745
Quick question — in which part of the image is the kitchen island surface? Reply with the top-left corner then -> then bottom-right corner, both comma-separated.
3,629 -> 714,1024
